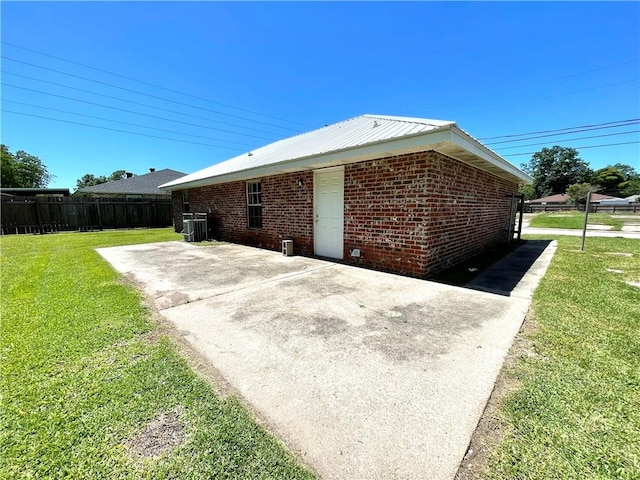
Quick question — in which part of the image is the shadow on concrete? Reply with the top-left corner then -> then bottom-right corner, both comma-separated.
464,240 -> 554,297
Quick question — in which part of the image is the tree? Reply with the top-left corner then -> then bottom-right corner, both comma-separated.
518,184 -> 536,201
75,170 -> 129,190
566,183 -> 598,205
1,144 -> 52,188
521,146 -> 592,199
591,166 -> 626,195
620,177 -> 640,197
1,145 -> 16,187
608,163 -> 640,197
76,174 -> 107,190
109,170 -> 127,182
611,163 -> 639,181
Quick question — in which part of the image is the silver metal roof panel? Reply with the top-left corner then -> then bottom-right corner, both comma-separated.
161,114 -> 531,190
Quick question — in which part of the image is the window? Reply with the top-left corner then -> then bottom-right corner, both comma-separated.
246,181 -> 262,229
182,190 -> 190,212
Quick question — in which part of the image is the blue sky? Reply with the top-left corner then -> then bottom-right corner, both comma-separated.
1,1 -> 639,190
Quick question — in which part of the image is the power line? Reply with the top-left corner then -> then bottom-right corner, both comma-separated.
478,118 -> 640,140
491,129 -> 640,151
3,99 -> 257,147
2,40 -> 312,129
485,121 -> 640,146
3,110 -> 247,150
3,70 -> 283,138
402,58 -> 639,115
2,83 -> 278,141
505,141 -> 640,157
454,78 -> 640,116
2,56 -> 302,132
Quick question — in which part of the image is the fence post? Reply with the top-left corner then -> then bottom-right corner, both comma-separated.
516,194 -> 524,241
95,198 -> 103,230
35,196 -> 43,234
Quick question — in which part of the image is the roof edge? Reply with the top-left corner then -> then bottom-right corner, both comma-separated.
160,122 -> 532,191
449,126 -> 533,184
159,125 -> 456,191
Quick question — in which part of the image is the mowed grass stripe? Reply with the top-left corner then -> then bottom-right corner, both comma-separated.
529,212 -> 626,230
1,229 -> 314,479
487,236 -> 640,479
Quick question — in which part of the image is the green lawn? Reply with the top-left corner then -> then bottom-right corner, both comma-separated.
0,229 -> 314,480
529,212 -> 627,230
486,235 -> 640,479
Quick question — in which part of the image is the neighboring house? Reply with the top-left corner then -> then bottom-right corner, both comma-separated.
598,196 -> 631,206
529,193 -> 617,205
76,168 -> 186,199
160,114 -> 532,277
1,188 -> 70,197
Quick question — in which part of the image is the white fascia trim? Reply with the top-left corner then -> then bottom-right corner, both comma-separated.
449,126 -> 533,184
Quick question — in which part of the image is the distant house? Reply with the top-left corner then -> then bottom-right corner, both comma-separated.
160,114 -> 532,277
75,168 -> 186,199
598,196 -> 631,206
529,193 -> 616,206
1,188 -> 70,198
527,192 -> 638,212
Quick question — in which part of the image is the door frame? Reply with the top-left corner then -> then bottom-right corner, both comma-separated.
313,166 -> 344,259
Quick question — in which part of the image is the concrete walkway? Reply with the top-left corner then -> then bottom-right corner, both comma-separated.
467,240 -> 557,297
97,240 -> 556,480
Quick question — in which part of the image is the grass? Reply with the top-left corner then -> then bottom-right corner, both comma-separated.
486,235 -> 640,479
529,212 -> 627,230
0,229 -> 314,480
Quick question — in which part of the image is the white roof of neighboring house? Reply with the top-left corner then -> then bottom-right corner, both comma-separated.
160,114 -> 532,191
599,196 -> 629,205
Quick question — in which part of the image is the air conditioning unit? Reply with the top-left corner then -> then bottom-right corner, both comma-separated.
282,239 -> 293,256
182,213 -> 208,242
182,219 -> 194,242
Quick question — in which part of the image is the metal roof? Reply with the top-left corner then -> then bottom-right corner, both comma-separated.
160,114 -> 532,190
78,169 -> 186,195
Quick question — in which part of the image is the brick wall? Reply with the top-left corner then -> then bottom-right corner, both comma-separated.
172,150 -> 518,277
344,153 -> 430,277
423,152 -> 517,273
175,171 -> 314,255
171,190 -> 183,231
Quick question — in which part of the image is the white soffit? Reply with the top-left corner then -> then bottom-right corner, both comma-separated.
160,114 -> 532,190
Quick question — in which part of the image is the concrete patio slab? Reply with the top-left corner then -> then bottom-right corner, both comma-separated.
97,241 -> 555,480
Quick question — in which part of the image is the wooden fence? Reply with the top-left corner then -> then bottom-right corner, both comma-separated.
526,204 -> 640,213
1,196 -> 173,235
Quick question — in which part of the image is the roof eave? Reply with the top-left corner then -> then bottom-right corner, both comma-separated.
441,127 -> 533,184
159,126 -> 453,191
160,124 -> 532,191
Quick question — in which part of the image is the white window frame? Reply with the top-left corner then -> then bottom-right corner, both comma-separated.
246,180 -> 262,229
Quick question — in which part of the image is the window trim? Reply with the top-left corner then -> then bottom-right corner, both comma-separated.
246,180 -> 262,229
182,190 -> 190,213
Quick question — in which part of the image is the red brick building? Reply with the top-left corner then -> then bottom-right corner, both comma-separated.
161,115 -> 532,277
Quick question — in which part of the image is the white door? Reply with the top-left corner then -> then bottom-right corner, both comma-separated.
314,168 -> 344,259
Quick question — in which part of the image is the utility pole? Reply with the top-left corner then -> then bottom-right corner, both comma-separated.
581,191 -> 592,252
